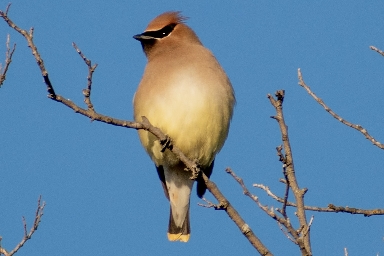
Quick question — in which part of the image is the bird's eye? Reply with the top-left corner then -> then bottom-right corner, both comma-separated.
142,23 -> 177,39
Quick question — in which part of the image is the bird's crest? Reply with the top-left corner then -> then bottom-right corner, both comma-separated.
146,11 -> 187,32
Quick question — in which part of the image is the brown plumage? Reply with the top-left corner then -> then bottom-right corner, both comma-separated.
133,11 -> 235,242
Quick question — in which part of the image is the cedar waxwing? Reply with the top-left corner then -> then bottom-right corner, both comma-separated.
133,11 -> 235,242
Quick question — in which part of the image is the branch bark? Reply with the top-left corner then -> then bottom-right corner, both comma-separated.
268,90 -> 312,256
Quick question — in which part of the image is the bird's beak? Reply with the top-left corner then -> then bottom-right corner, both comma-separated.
133,33 -> 155,41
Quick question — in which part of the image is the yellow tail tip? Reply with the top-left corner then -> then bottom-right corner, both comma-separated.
167,233 -> 190,242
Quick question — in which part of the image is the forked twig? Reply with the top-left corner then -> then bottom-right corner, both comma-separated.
0,196 -> 45,256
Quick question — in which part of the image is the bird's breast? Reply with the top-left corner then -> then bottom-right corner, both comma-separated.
134,49 -> 234,167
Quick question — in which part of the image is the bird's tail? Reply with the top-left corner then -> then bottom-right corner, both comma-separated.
167,205 -> 190,242
164,164 -> 194,242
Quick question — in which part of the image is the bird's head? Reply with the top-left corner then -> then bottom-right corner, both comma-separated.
133,11 -> 202,58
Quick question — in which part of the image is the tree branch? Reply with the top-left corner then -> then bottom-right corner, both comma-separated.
370,46 -> 384,57
253,183 -> 384,216
202,171 -> 272,255
0,33 -> 16,87
72,42 -> 97,112
268,90 -> 312,256
298,69 -> 383,149
0,196 -> 45,256
226,168 -> 304,244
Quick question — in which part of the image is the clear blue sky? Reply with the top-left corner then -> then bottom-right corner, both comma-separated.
1,1 -> 383,255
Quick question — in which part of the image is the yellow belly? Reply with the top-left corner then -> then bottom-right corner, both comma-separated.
134,75 -> 230,167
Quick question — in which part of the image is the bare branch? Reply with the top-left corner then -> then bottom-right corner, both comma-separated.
197,197 -> 217,208
201,170 -> 272,255
326,204 -> 384,217
226,167 -> 307,251
302,216 -> 314,237
0,5 -> 54,96
72,42 -> 97,112
0,196 -> 45,256
254,184 -> 384,216
370,46 -> 384,57
0,33 -> 16,87
278,222 -> 297,244
0,248 -> 10,256
268,90 -> 312,255
298,69 -> 384,149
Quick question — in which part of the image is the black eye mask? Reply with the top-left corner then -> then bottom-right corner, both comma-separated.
140,23 -> 177,39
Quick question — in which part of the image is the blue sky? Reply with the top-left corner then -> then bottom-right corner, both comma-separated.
1,1 -> 383,255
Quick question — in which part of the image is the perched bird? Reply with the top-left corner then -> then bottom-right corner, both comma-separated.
133,11 -> 235,242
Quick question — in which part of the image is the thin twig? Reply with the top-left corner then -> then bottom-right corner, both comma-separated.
298,69 -> 383,149
302,216 -> 314,237
0,33 -> 16,87
370,46 -> 384,57
268,90 -> 312,255
253,184 -> 384,216
197,197 -> 216,209
72,42 -> 97,112
226,167 -> 304,248
278,222 -> 297,244
0,196 -> 45,256
0,5 -> 55,96
4,3 -> 11,15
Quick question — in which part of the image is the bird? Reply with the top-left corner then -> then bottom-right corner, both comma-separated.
133,11 -> 235,242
